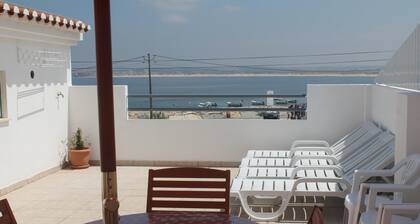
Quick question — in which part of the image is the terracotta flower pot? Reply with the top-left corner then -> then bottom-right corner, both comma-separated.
69,148 -> 91,169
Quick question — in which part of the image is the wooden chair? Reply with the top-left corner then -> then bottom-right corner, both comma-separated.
0,199 -> 17,224
146,167 -> 230,214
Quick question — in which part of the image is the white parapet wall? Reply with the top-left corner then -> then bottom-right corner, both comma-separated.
368,85 -> 420,161
368,84 -> 420,203
69,84 -> 371,164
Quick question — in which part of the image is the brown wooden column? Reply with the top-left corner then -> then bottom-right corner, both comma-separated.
93,0 -> 119,223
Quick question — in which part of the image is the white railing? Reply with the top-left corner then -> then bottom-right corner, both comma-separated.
377,24 -> 420,91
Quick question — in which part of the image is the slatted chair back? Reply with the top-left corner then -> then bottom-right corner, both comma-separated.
146,167 -> 230,214
0,199 -> 17,224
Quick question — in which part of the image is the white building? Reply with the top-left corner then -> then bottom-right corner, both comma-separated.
0,2 -> 89,192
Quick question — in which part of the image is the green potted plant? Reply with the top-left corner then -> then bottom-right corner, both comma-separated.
68,128 -> 91,169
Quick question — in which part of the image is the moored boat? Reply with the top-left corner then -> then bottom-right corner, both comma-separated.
198,101 -> 217,108
251,100 -> 265,106
227,102 -> 243,107
274,98 -> 288,105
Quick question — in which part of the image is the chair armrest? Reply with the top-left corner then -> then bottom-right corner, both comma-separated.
291,140 -> 330,148
289,146 -> 333,157
290,155 -> 339,167
366,184 -> 415,212
351,169 -> 395,194
290,165 -> 344,178
380,203 -> 420,224
354,183 -> 401,218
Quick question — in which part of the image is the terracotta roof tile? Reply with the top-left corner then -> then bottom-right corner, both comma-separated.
0,1 -> 90,32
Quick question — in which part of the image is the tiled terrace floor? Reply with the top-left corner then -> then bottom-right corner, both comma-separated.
1,166 -> 344,224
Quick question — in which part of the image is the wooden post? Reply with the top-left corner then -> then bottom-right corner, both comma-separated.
93,0 -> 119,223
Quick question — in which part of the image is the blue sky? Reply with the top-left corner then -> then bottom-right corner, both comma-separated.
9,0 -> 420,70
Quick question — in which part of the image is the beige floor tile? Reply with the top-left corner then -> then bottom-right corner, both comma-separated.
16,216 -> 67,224
119,196 -> 147,213
1,166 -> 344,224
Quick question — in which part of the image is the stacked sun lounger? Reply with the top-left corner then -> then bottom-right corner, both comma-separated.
230,121 -> 397,221
242,121 -> 382,167
246,121 -> 380,159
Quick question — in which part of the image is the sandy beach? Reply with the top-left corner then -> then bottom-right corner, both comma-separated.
128,110 -> 299,120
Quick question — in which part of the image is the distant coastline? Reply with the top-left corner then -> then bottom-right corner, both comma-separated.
74,72 -> 379,78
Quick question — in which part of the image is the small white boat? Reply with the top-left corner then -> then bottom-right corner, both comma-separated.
198,101 -> 217,108
251,100 -> 265,106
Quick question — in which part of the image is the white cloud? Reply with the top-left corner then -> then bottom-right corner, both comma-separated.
154,0 -> 198,11
145,0 -> 198,24
223,4 -> 241,13
164,14 -> 188,24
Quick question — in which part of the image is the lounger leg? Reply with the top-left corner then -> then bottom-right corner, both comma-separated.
343,207 -> 349,224
238,192 -> 291,221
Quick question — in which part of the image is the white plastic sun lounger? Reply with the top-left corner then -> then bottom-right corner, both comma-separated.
346,154 -> 420,224
230,133 -> 395,221
247,121 -> 380,158
241,127 -> 386,168
230,156 -> 398,221
237,132 -> 395,180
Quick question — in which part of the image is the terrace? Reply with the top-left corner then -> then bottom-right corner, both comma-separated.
1,1 -> 420,224
3,83 -> 419,224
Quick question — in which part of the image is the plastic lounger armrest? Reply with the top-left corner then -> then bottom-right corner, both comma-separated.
290,155 -> 339,167
289,146 -> 333,157
290,165 -> 344,178
291,140 -> 330,149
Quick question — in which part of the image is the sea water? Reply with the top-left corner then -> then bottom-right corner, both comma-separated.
72,75 -> 375,109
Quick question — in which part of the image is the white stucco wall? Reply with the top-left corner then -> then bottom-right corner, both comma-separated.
69,84 -> 369,163
0,17 -> 83,190
368,85 -> 420,202
368,85 -> 420,162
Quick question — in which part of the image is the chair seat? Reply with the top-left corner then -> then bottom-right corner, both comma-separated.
360,211 -> 417,224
